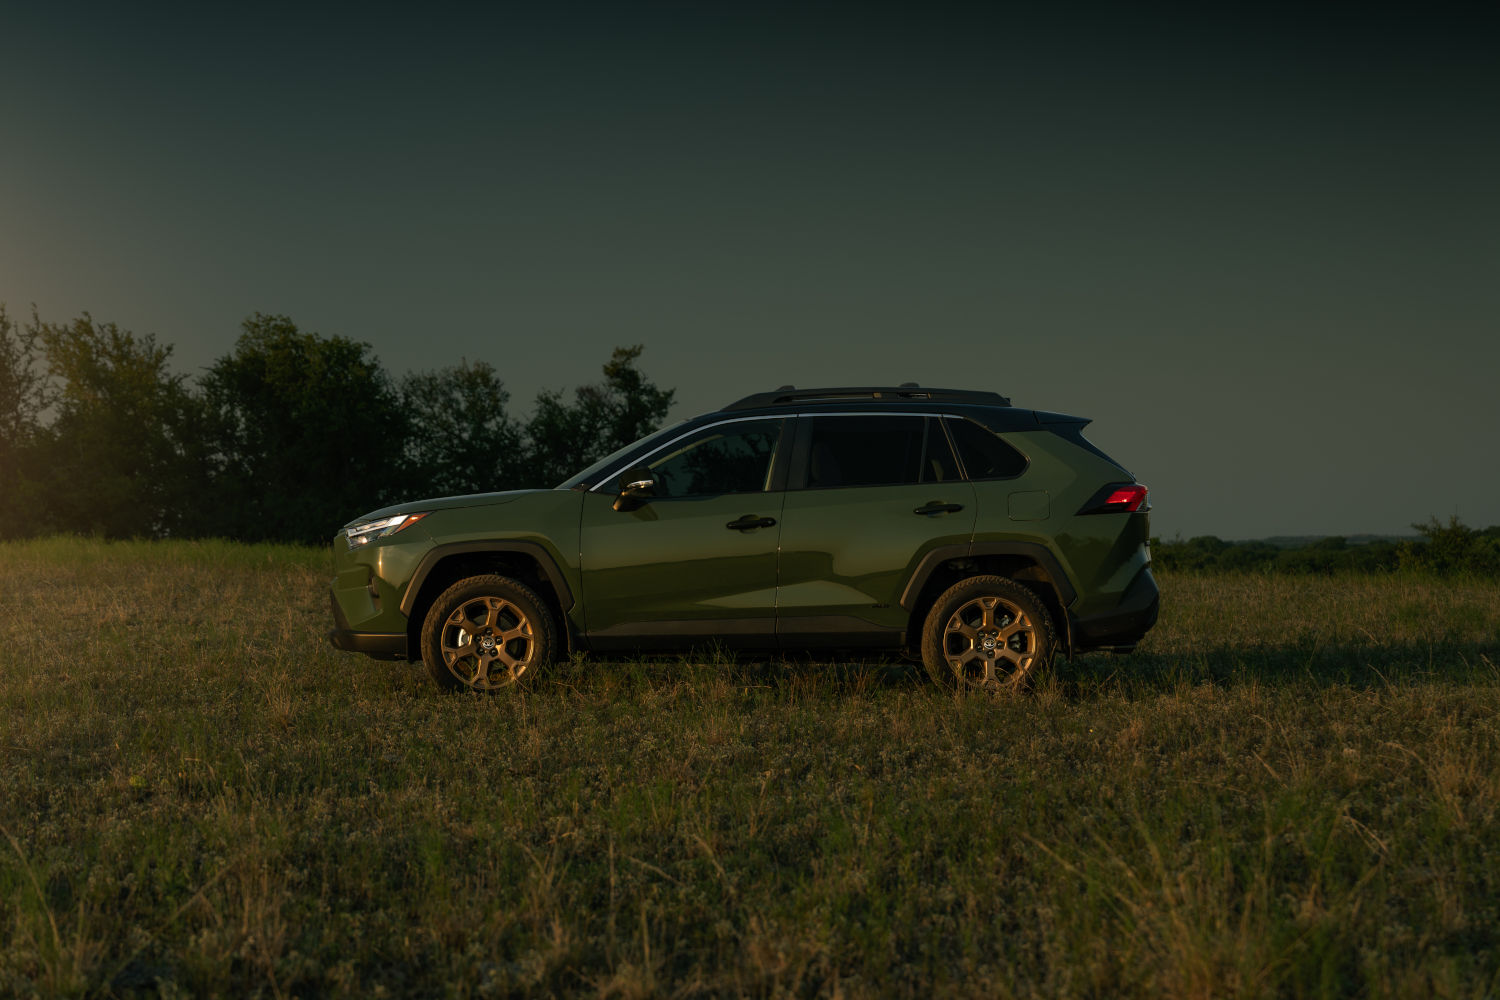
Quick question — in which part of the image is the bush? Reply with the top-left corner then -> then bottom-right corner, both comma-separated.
1399,517 -> 1500,577
1154,521 -> 1494,578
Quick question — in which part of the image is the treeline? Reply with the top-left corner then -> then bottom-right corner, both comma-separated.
1152,517 -> 1500,577
0,305 -> 673,543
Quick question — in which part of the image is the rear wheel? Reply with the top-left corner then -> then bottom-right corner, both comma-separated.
920,575 -> 1056,690
419,575 -> 556,691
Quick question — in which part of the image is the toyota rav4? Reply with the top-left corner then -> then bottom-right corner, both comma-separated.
328,385 -> 1158,690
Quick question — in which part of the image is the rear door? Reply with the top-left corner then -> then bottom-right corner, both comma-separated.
776,414 -> 976,646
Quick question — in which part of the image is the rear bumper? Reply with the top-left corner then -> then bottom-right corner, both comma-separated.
329,591 -> 409,661
1070,567 -> 1160,652
328,628 -> 409,660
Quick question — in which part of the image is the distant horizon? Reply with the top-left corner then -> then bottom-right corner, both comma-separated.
6,296 -> 1494,542
8,295 -> 1494,542
1170,531 -> 1426,545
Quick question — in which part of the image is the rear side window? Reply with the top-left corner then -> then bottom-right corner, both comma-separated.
946,418 -> 1028,480
806,415 -> 924,488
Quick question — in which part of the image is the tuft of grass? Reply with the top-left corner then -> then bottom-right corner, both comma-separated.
1,539 -> 1498,997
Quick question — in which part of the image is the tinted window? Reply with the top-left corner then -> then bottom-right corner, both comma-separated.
806,416 -> 924,489
922,418 -> 960,483
645,419 -> 782,497
947,418 -> 1028,479
559,422 -> 687,489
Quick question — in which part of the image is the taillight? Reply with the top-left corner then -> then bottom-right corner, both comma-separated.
1079,483 -> 1149,514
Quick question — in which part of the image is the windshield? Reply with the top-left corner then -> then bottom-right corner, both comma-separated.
555,421 -> 689,490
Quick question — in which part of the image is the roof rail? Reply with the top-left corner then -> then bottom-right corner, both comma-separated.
722,384 -> 1011,411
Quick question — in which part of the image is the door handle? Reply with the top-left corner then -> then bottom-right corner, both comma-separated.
914,502 -> 964,516
726,515 -> 777,531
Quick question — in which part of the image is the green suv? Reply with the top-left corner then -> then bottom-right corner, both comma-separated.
328,385 -> 1157,690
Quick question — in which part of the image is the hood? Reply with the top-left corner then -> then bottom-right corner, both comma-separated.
345,489 -> 543,527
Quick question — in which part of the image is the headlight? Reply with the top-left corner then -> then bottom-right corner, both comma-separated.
344,512 -> 428,548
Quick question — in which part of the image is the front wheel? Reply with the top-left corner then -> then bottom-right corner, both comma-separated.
419,575 -> 556,691
920,575 -> 1057,690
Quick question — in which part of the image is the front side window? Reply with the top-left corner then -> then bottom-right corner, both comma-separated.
558,421 -> 686,490
645,419 -> 783,498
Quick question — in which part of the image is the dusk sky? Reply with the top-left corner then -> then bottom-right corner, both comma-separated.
3,5 -> 1496,539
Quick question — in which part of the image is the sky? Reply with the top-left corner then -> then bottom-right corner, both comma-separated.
2,4 -> 1496,539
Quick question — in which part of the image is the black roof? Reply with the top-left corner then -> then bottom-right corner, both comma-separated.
722,384 -> 1010,412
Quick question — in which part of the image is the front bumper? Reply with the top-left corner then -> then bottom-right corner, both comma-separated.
328,591 -> 409,661
1070,566 -> 1160,652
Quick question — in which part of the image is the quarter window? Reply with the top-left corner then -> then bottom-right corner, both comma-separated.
946,418 -> 1028,480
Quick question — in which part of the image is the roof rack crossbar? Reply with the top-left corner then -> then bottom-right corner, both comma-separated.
723,385 -> 1011,411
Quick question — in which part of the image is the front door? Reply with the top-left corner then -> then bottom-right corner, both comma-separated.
580,417 -> 788,649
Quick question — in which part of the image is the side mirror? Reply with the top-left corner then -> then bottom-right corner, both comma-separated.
612,467 -> 656,512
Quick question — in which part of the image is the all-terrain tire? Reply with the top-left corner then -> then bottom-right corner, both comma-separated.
920,575 -> 1057,690
419,574 -> 556,691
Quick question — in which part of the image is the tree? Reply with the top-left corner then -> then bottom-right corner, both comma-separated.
29,313 -> 201,537
200,313 -> 408,543
521,345 -> 676,487
0,304 -> 49,451
0,305 -> 53,537
400,359 -> 526,497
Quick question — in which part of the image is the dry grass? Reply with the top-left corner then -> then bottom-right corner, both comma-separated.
2,540 -> 1499,997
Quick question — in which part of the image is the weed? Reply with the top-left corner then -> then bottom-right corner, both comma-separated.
1,540 -> 1498,996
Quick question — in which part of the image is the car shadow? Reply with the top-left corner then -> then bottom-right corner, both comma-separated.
536,636 -> 1497,702
1056,636 -> 1499,697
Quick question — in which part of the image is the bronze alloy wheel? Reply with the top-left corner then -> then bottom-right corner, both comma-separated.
920,575 -> 1056,689
420,575 -> 556,691
943,593 -> 1036,684
441,595 -> 535,688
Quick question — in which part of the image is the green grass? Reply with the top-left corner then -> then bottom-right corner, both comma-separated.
2,538 -> 1499,998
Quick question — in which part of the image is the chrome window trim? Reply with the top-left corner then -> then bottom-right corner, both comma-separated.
797,411 -> 946,419
585,415 -> 790,494
586,411 -> 950,495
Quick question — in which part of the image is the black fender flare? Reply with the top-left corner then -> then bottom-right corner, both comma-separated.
399,540 -> 576,618
900,541 -> 1077,656
899,541 -> 1076,610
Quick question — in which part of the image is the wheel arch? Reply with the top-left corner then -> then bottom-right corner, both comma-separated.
401,542 -> 576,658
902,542 -> 1076,657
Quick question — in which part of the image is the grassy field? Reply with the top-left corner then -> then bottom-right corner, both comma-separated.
2,537 -> 1499,998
